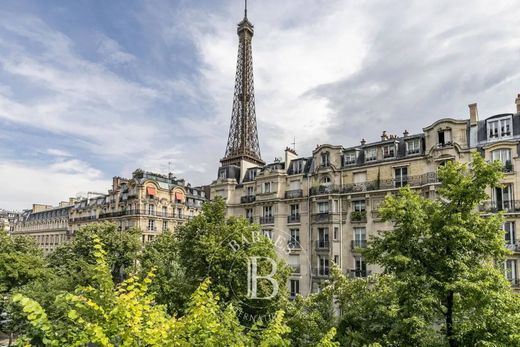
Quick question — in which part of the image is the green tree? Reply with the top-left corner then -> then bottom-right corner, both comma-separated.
163,198 -> 290,325
364,152 -> 520,346
0,231 -> 45,344
48,222 -> 141,284
139,230 -> 190,315
13,236 -> 291,346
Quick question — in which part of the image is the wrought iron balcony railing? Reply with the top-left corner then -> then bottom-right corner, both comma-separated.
285,189 -> 304,199
312,267 -> 330,277
479,200 -> 520,213
351,239 -> 367,250
290,265 -> 301,274
350,210 -> 367,223
287,240 -> 301,249
287,214 -> 301,223
311,212 -> 333,223
259,215 -> 274,224
240,195 -> 256,203
315,240 -> 330,250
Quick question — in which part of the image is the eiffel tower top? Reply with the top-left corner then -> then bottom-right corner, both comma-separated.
220,0 -> 265,168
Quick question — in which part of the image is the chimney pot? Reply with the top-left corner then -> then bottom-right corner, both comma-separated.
515,94 -> 520,113
361,138 -> 366,145
403,130 -> 409,137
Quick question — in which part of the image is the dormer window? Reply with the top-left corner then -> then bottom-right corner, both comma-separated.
344,152 -> 356,165
292,160 -> 304,174
382,144 -> 396,158
365,148 -> 377,162
438,129 -> 452,147
248,169 -> 257,181
488,116 -> 512,140
219,169 -> 226,179
406,138 -> 421,155
321,152 -> 330,166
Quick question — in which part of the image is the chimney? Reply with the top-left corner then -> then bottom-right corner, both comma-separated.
403,130 -> 409,137
516,94 -> 520,113
381,131 -> 388,141
285,147 -> 298,167
468,103 -> 479,125
361,138 -> 366,145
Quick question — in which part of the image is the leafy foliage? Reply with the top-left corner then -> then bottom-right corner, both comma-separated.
13,236 -> 291,346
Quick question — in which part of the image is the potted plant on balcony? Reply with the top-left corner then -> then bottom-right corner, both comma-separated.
504,160 -> 513,173
351,210 -> 366,222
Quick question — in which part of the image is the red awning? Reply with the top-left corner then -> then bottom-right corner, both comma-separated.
146,186 -> 156,196
175,192 -> 184,201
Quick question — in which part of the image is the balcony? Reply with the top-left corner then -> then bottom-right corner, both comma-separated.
342,172 -> 439,193
479,200 -> 520,213
351,239 -> 367,251
259,215 -> 274,224
241,195 -> 256,203
506,243 -> 520,253
311,212 -> 332,223
349,269 -> 371,278
312,267 -> 330,277
147,226 -> 158,232
285,189 -> 303,199
290,264 -> 301,274
350,210 -> 367,223
315,240 -> 330,250
287,240 -> 301,249
70,215 -> 97,223
287,214 -> 301,223
310,185 -> 341,196
509,278 -> 520,288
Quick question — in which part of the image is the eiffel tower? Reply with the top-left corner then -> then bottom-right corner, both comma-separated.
220,0 -> 265,168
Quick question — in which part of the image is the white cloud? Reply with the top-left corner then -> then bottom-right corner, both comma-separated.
0,160 -> 110,210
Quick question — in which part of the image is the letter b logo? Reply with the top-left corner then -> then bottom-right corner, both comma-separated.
247,256 -> 279,300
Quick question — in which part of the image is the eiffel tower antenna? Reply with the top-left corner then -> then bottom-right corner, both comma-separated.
220,0 -> 265,167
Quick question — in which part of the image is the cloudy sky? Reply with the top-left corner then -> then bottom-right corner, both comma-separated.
1,0 -> 519,210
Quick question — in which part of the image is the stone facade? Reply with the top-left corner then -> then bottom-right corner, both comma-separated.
12,169 -> 207,253
211,95 -> 520,296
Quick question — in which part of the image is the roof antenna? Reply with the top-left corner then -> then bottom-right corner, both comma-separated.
244,0 -> 248,19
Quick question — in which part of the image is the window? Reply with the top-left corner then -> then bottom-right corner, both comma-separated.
321,152 -> 330,166
289,255 -> 300,274
247,186 -> 254,196
344,152 -> 356,165
505,221 -> 516,245
219,169 -> 226,179
318,201 -> 329,213
505,259 -> 517,284
494,184 -> 513,211
247,169 -> 257,181
491,149 -> 512,171
289,229 -> 300,247
488,116 -> 512,140
354,227 -> 367,248
162,220 -> 168,231
321,176 -> 331,184
147,204 -> 155,215
318,228 -> 329,248
292,160 -> 304,174
383,144 -> 396,158
354,256 -> 367,277
263,182 -> 271,193
177,208 -> 182,218
263,205 -> 273,217
352,200 -> 366,212
365,148 -> 377,162
263,229 -> 273,240
318,256 -> 330,276
334,255 -> 339,265
289,180 -> 301,190
333,226 -> 339,240
406,138 -> 421,154
395,167 -> 408,188
147,219 -> 155,231
290,204 -> 299,216
438,129 -> 451,146
162,206 -> 167,216
245,208 -> 253,221
290,279 -> 300,297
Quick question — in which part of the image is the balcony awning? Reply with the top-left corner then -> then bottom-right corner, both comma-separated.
146,186 -> 156,196
175,192 -> 185,201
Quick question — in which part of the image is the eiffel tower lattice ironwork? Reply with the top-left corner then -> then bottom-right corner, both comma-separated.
221,1 -> 265,167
